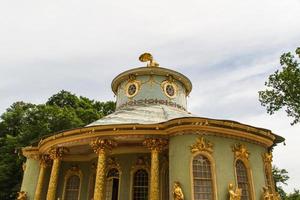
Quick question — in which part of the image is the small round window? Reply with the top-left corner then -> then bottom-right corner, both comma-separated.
126,82 -> 140,98
163,82 -> 177,98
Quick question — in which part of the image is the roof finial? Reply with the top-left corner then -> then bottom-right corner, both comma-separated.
139,53 -> 159,67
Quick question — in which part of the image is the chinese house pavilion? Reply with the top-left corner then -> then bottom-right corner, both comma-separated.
20,53 -> 284,200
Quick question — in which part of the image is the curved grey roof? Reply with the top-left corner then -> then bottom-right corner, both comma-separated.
86,105 -> 194,126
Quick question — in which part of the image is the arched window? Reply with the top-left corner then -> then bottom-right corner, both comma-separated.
192,154 -> 213,200
105,168 -> 120,200
236,160 -> 250,200
132,169 -> 149,200
64,175 -> 80,200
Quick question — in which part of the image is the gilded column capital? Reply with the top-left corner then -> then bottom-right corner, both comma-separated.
232,144 -> 250,160
190,137 -> 213,154
22,147 -> 40,160
143,138 -> 168,152
90,138 -> 117,154
48,147 -> 69,160
40,154 -> 52,168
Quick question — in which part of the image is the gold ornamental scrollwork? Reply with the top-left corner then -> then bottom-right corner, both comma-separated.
262,186 -> 282,200
90,138 -> 117,154
161,76 -> 178,99
107,157 -> 121,171
263,152 -> 273,164
173,181 -> 184,200
143,138 -> 169,152
190,137 -> 213,154
232,144 -> 250,160
262,152 -> 276,194
48,147 -> 69,160
125,75 -> 141,98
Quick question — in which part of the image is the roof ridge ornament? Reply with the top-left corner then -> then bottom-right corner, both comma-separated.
139,52 -> 159,67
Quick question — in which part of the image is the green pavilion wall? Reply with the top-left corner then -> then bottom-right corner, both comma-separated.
169,134 -> 267,200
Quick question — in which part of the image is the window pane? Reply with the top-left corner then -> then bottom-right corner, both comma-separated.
193,155 -> 213,200
236,160 -> 250,200
133,169 -> 148,200
65,175 -> 80,200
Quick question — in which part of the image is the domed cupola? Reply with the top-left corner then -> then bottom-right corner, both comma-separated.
87,53 -> 194,126
112,53 -> 192,111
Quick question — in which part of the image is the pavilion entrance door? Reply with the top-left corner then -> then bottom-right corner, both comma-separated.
105,168 -> 120,200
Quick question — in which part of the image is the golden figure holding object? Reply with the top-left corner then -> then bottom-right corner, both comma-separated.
228,183 -> 242,200
173,181 -> 184,200
139,53 -> 159,67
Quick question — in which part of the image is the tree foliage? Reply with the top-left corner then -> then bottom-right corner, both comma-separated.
272,166 -> 300,200
0,90 -> 115,199
259,48 -> 300,125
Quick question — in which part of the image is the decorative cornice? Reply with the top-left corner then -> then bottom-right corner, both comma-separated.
117,98 -> 187,111
111,67 -> 192,96
190,137 -> 213,154
143,138 -> 168,152
36,117 -> 280,153
90,138 -> 117,154
232,144 -> 250,160
48,147 -> 69,160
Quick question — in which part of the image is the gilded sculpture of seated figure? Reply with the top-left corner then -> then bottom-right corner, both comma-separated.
228,183 -> 242,200
173,181 -> 184,200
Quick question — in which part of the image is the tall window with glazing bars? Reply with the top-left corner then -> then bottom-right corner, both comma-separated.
192,154 -> 214,200
236,160 -> 251,200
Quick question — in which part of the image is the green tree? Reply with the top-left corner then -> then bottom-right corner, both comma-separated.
0,90 -> 115,200
286,190 -> 300,200
273,166 -> 289,199
259,48 -> 300,125
272,166 -> 300,200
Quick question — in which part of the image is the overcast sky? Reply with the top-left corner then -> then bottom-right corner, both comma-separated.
1,0 -> 300,193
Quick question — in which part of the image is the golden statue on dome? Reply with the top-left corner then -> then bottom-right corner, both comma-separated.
139,53 -> 159,67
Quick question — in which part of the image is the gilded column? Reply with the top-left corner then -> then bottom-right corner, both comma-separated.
143,138 -> 168,200
46,147 -> 68,200
34,154 -> 51,200
90,138 -> 117,200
